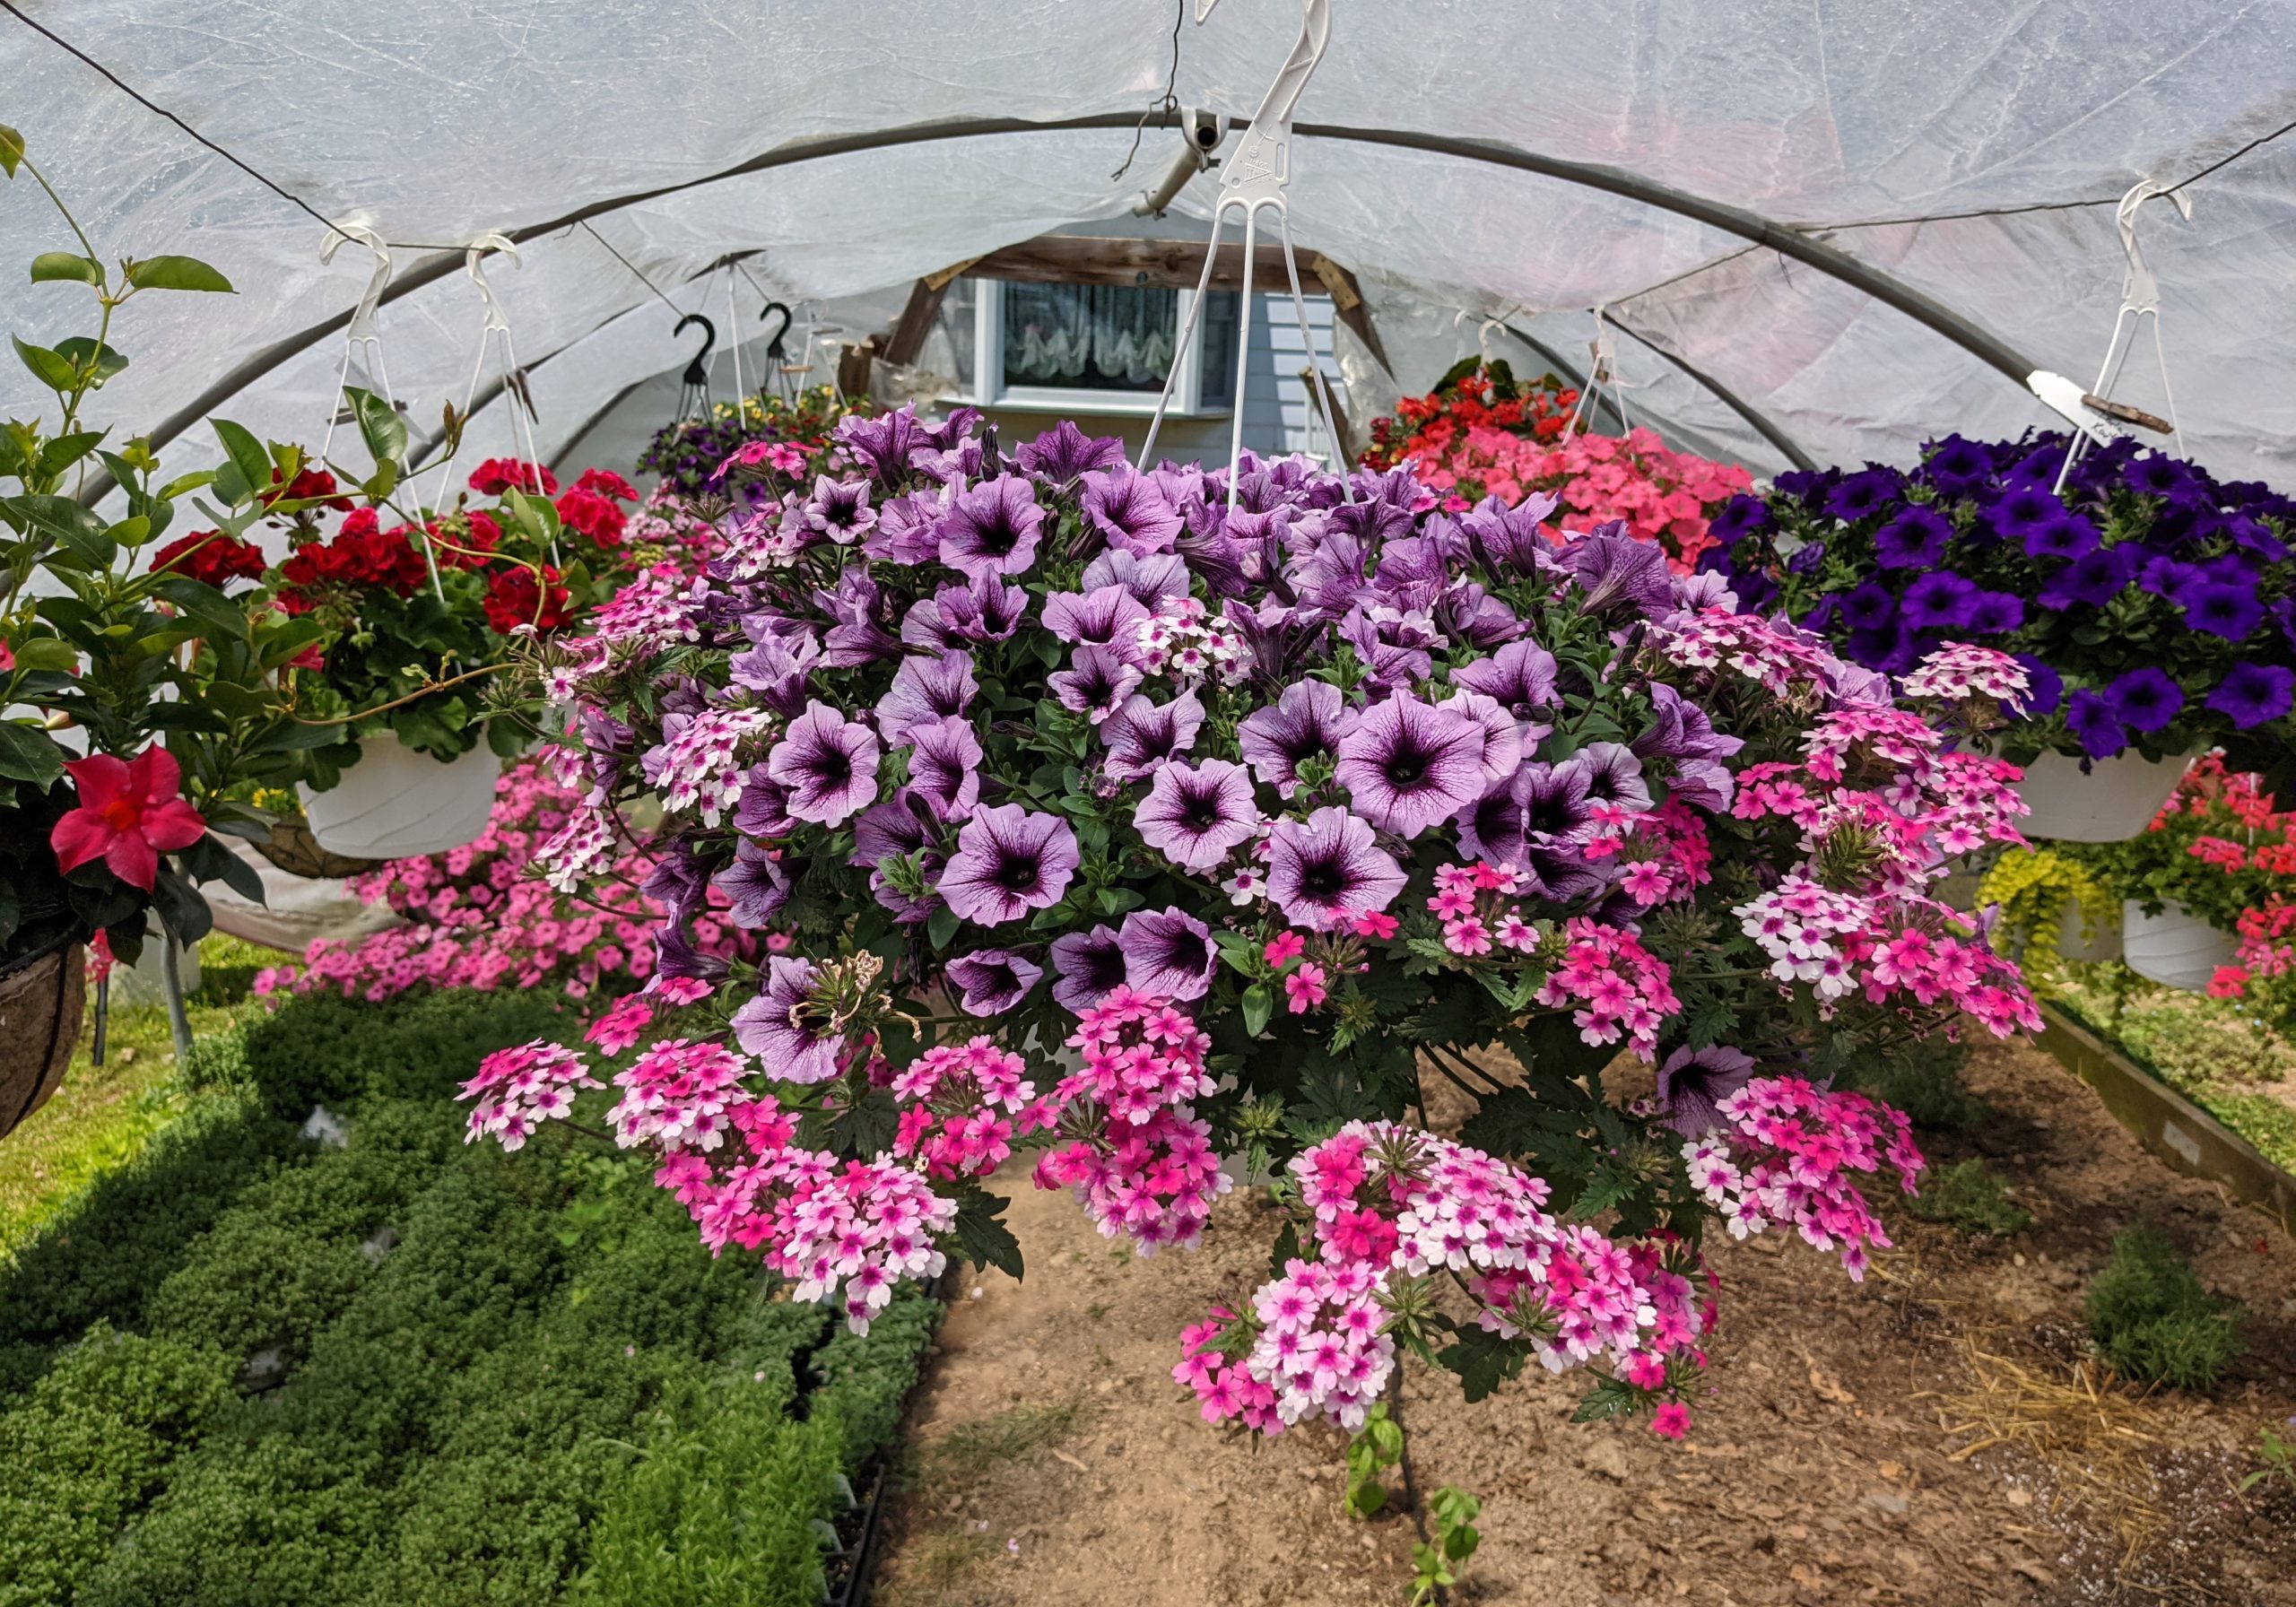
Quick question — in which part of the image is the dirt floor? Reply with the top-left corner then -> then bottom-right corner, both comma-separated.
873,1038 -> 2296,1607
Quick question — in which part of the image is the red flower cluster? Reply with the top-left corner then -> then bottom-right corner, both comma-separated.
147,529 -> 266,588
431,509 -> 504,571
469,458 -> 559,497
554,488 -> 627,549
261,465 -> 353,512
483,564 -> 573,633
275,508 -> 433,612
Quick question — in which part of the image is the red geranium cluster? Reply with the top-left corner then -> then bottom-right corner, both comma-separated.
274,508 -> 434,613
430,509 -> 504,570
553,468 -> 639,550
468,457 -> 559,497
483,563 -> 573,632
260,465 -> 353,512
147,529 -> 265,589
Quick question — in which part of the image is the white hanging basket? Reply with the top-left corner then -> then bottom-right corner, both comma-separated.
2013,749 -> 2188,843
2055,891 -> 2124,964
298,734 -> 501,860
2121,899 -> 2236,992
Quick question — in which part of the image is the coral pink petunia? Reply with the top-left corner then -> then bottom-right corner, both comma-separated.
50,746 -> 206,890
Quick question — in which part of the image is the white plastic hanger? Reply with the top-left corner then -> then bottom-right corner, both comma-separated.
435,233 -> 557,565
1137,0 -> 1355,507
2054,178 -> 2191,490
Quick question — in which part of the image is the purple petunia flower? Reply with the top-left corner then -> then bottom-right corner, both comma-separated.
1922,436 -> 1996,498
1237,680 -> 1358,797
900,574 -> 1030,650
850,792 -> 929,867
865,490 -> 951,567
1117,907 -> 1218,1001
834,405 -> 929,482
1632,683 -> 1744,768
711,839 -> 790,929
1081,466 -> 1183,555
1438,690 -> 1526,786
906,716 -> 984,821
1334,692 -> 1486,838
1101,691 -> 1205,783
2022,513 -> 2100,562
1577,742 -> 1656,813
2038,546 -> 2137,610
1081,547 -> 1190,607
1049,924 -> 1128,1013
729,957 -> 841,1083
947,949 -> 1044,1016
815,569 -> 900,666
735,768 -> 795,838
1042,585 -> 1152,653
2181,584 -> 2264,641
1900,571 -> 1978,630
1562,524 -> 1675,619
2013,654 -> 2065,719
1837,582 -> 1896,631
766,701 -> 882,826
875,650 -> 978,743
1457,493 -> 1562,577
1873,507 -> 1951,569
726,631 -> 823,718
1825,467 -> 1903,523
2207,663 -> 2294,729
1450,639 -> 1561,724
1048,645 -> 1145,725
1134,758 -> 1261,873
1963,591 -> 2025,634
802,473 -> 876,543
2066,689 -> 2128,759
1017,419 -> 1126,485
937,474 -> 1044,580
1455,774 -> 1529,867
937,804 -> 1080,926
1990,482 -> 2062,540
1656,1045 -> 1759,1135
1264,807 -> 1407,931
2103,667 -> 2185,734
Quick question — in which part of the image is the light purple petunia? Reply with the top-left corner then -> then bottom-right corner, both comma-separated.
1564,522 -> 1675,618
802,473 -> 875,543
1042,584 -> 1152,653
938,804 -> 1080,927
863,489 -> 950,566
1081,547 -> 1190,607
906,716 -> 983,822
765,701 -> 882,827
1048,645 -> 1144,724
1237,680 -> 1358,798
1334,692 -> 1487,838
734,767 -> 795,838
1118,907 -> 1218,1002
728,956 -> 841,1082
874,650 -> 978,743
711,839 -> 789,929
814,569 -> 900,666
1438,690 -> 1526,786
900,574 -> 1029,650
1577,741 -> 1655,814
850,792 -> 928,867
1133,758 -> 1261,873
726,630 -> 822,717
1264,807 -> 1406,931
1081,466 -> 1183,554
947,949 -> 1045,1016
1655,1045 -> 1758,1135
1100,691 -> 1205,783
1454,775 -> 1528,868
1049,925 -> 1128,1013
1457,492 -> 1561,576
1450,639 -> 1561,723
1017,419 -> 1126,485
938,473 -> 1044,580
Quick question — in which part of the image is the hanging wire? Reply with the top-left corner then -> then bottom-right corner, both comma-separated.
580,222 -> 682,313
1110,0 -> 1187,181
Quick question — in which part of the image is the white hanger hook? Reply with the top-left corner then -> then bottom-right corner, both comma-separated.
2113,178 -> 2192,315
465,232 -> 520,334
321,222 -> 393,338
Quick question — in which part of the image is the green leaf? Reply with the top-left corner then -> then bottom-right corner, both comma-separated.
6,494 -> 115,567
1437,1329 -> 1526,1403
344,386 -> 408,468
926,903 -> 961,951
178,832 -> 266,905
1569,1375 -> 1644,1423
149,866 -> 214,945
124,255 -> 234,293
52,337 -> 128,383
949,1191 -> 1024,1280
251,717 -> 348,754
209,419 -> 272,506
1240,982 -> 1273,1038
0,721 -> 65,786
13,335 -> 77,392
0,124 -> 22,178
30,252 -> 102,287
152,575 -> 251,639
4,637 -> 78,673
36,430 -> 104,481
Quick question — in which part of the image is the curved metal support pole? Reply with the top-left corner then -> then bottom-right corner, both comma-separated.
1604,317 -> 1817,472
92,111 -> 2065,499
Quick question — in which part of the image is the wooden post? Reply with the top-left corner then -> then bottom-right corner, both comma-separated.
882,278 -> 952,369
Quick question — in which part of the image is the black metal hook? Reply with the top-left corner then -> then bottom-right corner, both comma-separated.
759,301 -> 792,362
673,312 -> 717,387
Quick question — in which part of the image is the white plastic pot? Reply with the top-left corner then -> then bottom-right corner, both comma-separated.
2121,900 -> 2236,992
298,734 -> 501,860
2053,891 -> 2124,963
2013,749 -> 2189,843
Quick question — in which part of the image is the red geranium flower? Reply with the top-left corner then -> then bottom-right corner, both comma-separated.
554,486 -> 627,549
433,510 -> 503,570
470,457 -> 560,497
574,467 -> 639,503
50,745 -> 206,891
483,565 -> 573,633
262,466 -> 353,512
148,529 -> 267,589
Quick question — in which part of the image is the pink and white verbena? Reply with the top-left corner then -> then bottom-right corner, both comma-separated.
460,409 -> 2040,1438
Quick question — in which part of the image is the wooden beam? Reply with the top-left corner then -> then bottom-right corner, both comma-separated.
963,234 -> 1309,295
882,278 -> 952,369
1306,254 -> 1392,377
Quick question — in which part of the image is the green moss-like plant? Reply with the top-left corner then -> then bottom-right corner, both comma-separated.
2084,1227 -> 2244,1390
1904,1160 -> 2032,1237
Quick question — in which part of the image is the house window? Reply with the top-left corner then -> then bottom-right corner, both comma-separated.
924,278 -> 1240,416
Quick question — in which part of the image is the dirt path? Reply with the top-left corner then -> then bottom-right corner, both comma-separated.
874,1040 -> 2296,1606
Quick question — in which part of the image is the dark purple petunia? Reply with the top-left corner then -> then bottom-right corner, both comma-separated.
2022,512 -> 2100,561
2037,545 -> 2137,610
1706,494 -> 1771,543
947,949 -> 1044,1016
1873,507 -> 1951,569
1335,692 -> 1487,838
906,716 -> 984,821
730,956 -> 842,1082
1081,547 -> 1190,606
1264,807 -> 1407,931
1921,435 -> 1996,497
765,701 -> 882,826
735,768 -> 795,838
1518,757 -> 1596,844
642,843 -> 709,933
2207,663 -> 2294,729
1134,758 -> 1261,873
2128,452 -> 2198,501
1048,645 -> 1144,724
712,839 -> 790,929
1963,590 -> 2024,634
1081,466 -> 1183,555
1017,419 -> 1126,485
1837,582 -> 1896,631
2066,689 -> 2129,760
938,473 -> 1044,580
900,574 -> 1030,650
1042,585 -> 1152,653
1989,482 -> 2062,540
1451,639 -> 1561,725
1824,467 -> 1903,522
2103,667 -> 2184,734
1101,691 -> 1205,783
1117,907 -> 1219,1002
1900,571 -> 1978,630
937,804 -> 1080,926
1655,1045 -> 1758,1135
801,473 -> 875,543
1455,774 -> 1528,867
1561,524 -> 1675,619
1237,679 -> 1358,798
1049,925 -> 1128,1013
874,650 -> 978,743
2013,654 -> 2065,718
649,922 -> 731,991
2181,584 -> 2264,641
727,631 -> 822,717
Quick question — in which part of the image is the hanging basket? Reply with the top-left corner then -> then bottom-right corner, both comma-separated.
251,820 -> 386,882
2122,900 -> 2236,992
2054,890 -> 2124,963
2013,749 -> 2188,843
297,734 -> 501,861
0,943 -> 85,1142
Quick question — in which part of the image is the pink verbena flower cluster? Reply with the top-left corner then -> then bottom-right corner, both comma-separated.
1734,876 -> 2037,1035
1657,606 -> 1849,693
1534,917 -> 1681,1059
1580,797 -> 1715,907
891,1036 -> 1061,1179
642,707 -> 772,825
607,1038 -> 753,1152
460,1039 -> 601,1151
1899,640 -> 2032,707
1681,1075 -> 1924,1280
1134,595 -> 1249,687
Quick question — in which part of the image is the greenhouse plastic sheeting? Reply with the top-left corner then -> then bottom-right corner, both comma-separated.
4,0 -> 2293,487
